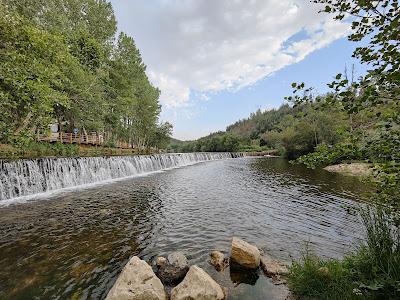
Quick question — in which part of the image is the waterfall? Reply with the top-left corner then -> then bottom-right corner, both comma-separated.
0,153 -> 243,202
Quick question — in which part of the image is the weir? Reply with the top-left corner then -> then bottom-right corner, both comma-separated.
0,152 -> 242,202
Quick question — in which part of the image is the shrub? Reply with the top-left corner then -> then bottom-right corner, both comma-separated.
288,208 -> 400,300
288,247 -> 356,300
295,143 -> 362,168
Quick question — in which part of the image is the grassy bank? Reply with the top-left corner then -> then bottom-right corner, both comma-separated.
0,143 -> 156,160
288,208 -> 400,300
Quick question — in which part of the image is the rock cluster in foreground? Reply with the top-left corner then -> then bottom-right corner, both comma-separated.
106,237 -> 290,300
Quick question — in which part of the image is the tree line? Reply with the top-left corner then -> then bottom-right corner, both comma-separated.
0,0 -> 172,149
169,101 -> 348,157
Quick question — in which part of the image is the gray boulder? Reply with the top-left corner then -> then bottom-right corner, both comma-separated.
170,265 -> 225,300
106,256 -> 167,300
156,252 -> 189,284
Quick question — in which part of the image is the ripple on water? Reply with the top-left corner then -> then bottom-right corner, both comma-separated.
0,157 -> 369,299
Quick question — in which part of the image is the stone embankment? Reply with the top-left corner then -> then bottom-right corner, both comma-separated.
106,237 -> 292,300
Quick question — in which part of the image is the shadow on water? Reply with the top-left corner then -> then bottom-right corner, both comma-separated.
0,157 -> 371,299
230,264 -> 260,286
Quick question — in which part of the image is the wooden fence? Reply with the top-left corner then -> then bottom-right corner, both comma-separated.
36,132 -> 133,149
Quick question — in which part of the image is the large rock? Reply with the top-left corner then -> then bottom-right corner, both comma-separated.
156,252 -> 189,284
171,265 -> 225,300
230,237 -> 260,269
209,251 -> 228,272
106,256 -> 167,300
260,254 -> 289,276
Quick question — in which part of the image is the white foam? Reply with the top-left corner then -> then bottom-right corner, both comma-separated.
0,153 -> 242,206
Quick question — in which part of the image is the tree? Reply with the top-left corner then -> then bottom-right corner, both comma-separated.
314,0 -> 399,103
1,1 -> 171,150
309,0 -> 400,214
149,122 -> 173,150
0,6 -> 80,142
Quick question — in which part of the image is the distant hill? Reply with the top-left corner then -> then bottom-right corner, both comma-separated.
169,138 -> 188,144
168,100 -> 349,158
226,104 -> 294,140
167,138 -> 191,152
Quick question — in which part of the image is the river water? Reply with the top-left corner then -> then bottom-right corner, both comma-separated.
0,156 -> 368,299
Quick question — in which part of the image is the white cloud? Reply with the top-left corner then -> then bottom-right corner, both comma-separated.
148,71 -> 190,107
114,0 -> 350,108
199,93 -> 210,101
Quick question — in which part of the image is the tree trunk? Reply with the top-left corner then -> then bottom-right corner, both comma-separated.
14,112 -> 33,135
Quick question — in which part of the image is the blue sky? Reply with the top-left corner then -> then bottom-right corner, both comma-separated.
166,38 -> 365,139
110,0 -> 365,140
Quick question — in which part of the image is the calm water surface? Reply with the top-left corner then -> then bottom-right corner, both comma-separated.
0,157 -> 369,299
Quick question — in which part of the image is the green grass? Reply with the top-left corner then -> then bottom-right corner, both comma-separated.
288,248 -> 356,300
0,142 -> 155,160
288,208 -> 400,300
0,142 -> 79,159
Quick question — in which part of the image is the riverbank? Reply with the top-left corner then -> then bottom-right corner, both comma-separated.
324,162 -> 372,178
243,150 -> 280,157
0,142 -> 268,161
0,143 -> 155,160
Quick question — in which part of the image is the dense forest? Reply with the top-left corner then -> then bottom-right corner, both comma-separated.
0,0 -> 172,150
169,100 -> 351,159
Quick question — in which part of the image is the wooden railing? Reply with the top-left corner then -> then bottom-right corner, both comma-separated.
37,132 -> 135,149
37,132 -> 103,145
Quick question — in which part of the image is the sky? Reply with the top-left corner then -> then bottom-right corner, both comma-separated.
109,0 -> 366,140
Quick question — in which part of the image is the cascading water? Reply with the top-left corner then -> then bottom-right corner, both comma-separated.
0,152 -> 242,202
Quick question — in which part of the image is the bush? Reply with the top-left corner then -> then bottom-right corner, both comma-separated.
27,142 -> 79,157
103,139 -> 117,148
288,248 -> 355,300
346,208 -> 400,298
295,143 -> 363,168
0,142 -> 79,159
288,208 -> 400,300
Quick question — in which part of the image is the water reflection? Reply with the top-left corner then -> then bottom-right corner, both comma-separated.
0,184 -> 163,299
0,157 -> 369,299
230,265 -> 260,286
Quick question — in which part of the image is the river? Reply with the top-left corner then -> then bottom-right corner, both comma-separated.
0,155 -> 368,299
